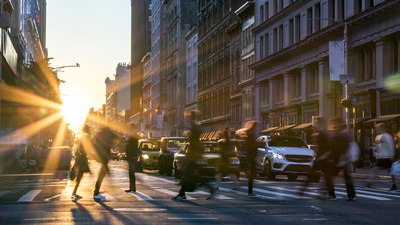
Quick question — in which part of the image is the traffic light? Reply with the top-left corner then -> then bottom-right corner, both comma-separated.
341,98 -> 352,108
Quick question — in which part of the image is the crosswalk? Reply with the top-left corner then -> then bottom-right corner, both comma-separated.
1,183 -> 400,203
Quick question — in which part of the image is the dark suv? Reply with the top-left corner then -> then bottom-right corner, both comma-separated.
158,137 -> 188,176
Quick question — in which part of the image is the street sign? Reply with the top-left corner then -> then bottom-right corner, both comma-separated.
281,111 -> 286,117
351,96 -> 359,104
340,74 -> 355,84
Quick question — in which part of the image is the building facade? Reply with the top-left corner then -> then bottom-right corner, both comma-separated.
197,0 -> 247,139
184,27 -> 198,113
160,0 -> 197,136
250,0 -> 400,147
116,63 -> 131,113
130,0 -> 151,122
104,77 -> 117,121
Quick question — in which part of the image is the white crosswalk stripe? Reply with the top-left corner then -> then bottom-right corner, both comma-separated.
334,190 -> 392,201
121,188 -> 154,201
17,190 -> 42,202
188,190 -> 234,200
218,187 -> 277,200
0,191 -> 11,197
267,186 -> 344,199
240,187 -> 312,199
154,188 -> 196,200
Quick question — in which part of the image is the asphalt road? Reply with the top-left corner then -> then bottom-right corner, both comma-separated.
0,160 -> 399,224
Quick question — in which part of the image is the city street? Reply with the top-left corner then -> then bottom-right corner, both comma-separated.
0,161 -> 399,224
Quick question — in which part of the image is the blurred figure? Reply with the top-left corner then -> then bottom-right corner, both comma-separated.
243,120 -> 258,197
329,118 -> 356,201
92,127 -> 117,200
71,125 -> 91,200
172,111 -> 215,201
125,133 -> 141,193
366,123 -> 397,191
298,117 -> 329,196
369,143 -> 377,168
215,129 -> 239,190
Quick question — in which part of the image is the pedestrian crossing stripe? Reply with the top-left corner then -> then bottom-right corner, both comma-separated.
266,186 -> 345,199
120,188 -> 154,201
154,188 -> 196,200
240,187 -> 312,199
218,187 -> 277,200
18,190 -> 42,202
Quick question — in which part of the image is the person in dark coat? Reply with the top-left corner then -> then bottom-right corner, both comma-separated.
125,135 -> 141,192
215,129 -> 239,190
243,120 -> 258,197
71,125 -> 91,199
93,127 -> 117,200
298,117 -> 329,196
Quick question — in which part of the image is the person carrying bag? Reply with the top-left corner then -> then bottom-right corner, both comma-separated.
125,135 -> 142,193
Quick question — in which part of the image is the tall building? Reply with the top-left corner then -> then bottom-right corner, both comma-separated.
160,0 -> 197,136
250,0 -> 400,147
197,0 -> 247,137
104,77 -> 117,121
130,0 -> 151,122
184,27 -> 198,112
116,63 -> 131,113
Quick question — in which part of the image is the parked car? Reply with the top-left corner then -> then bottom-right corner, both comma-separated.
158,137 -> 188,176
36,146 -> 72,170
110,151 -> 121,161
230,139 -> 247,176
173,140 -> 240,179
255,136 -> 319,182
139,139 -> 160,170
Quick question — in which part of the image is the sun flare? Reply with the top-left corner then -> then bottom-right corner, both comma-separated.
61,94 -> 89,132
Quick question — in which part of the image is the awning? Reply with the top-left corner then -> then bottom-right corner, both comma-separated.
211,129 -> 223,140
235,128 -> 247,134
349,117 -> 370,125
291,123 -> 313,131
364,114 -> 400,124
274,125 -> 297,131
260,126 -> 279,134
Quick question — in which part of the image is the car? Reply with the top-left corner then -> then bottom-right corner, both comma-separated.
110,151 -> 120,161
230,139 -> 247,176
173,140 -> 241,179
36,146 -> 72,170
139,139 -> 160,170
255,135 -> 319,182
158,137 -> 188,176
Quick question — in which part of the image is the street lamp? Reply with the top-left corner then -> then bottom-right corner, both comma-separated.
52,63 -> 80,73
308,17 -> 350,138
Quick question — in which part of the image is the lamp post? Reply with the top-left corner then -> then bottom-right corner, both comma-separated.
52,63 -> 80,73
308,18 -> 350,138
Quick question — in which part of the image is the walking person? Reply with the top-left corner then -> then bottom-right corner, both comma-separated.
125,134 -> 141,193
172,111 -> 215,201
365,123 -> 397,190
243,120 -> 258,197
298,117 -> 329,196
330,118 -> 356,201
71,125 -> 91,200
92,127 -> 117,200
215,129 -> 239,190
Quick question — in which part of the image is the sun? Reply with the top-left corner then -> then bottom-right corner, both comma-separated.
60,93 -> 89,132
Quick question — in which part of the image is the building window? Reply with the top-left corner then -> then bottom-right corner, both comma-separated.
260,36 -> 264,59
292,71 -> 301,98
260,5 -> 264,23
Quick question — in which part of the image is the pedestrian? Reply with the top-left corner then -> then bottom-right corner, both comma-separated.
125,134 -> 141,193
71,125 -> 91,200
92,127 -> 117,200
330,118 -> 356,201
365,123 -> 397,191
298,117 -> 329,196
369,143 -> 377,168
215,129 -> 239,190
243,120 -> 258,197
172,111 -> 215,201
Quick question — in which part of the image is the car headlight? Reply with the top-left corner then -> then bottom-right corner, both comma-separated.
272,153 -> 284,160
196,159 -> 207,164
229,159 -> 240,165
143,155 -> 149,159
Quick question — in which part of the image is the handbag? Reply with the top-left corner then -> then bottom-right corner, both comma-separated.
390,160 -> 400,177
129,156 -> 143,172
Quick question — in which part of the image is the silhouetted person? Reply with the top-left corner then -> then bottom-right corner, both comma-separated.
298,117 -> 329,196
243,121 -> 258,197
215,129 -> 239,190
125,135 -> 141,192
93,127 -> 116,200
71,125 -> 91,200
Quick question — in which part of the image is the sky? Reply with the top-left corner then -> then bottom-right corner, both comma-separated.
46,0 -> 131,132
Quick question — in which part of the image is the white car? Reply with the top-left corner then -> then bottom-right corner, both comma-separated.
255,135 -> 319,182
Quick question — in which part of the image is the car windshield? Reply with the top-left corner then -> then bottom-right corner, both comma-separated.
268,137 -> 307,148
201,143 -> 219,153
168,140 -> 186,148
140,142 -> 159,151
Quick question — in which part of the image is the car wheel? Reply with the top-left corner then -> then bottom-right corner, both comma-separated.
309,174 -> 321,183
165,167 -> 173,176
264,160 -> 275,180
287,174 -> 298,181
